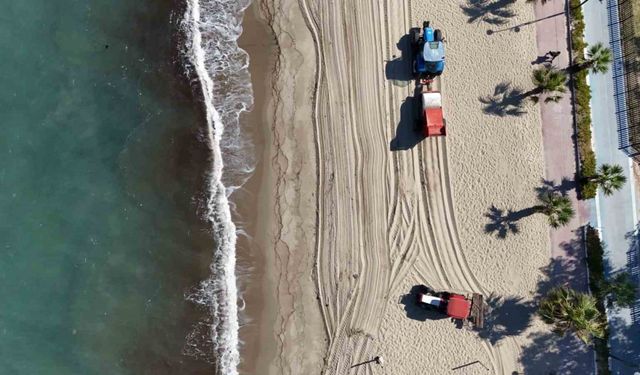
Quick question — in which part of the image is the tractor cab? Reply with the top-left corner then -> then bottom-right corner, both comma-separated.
421,41 -> 445,74
411,21 -> 445,79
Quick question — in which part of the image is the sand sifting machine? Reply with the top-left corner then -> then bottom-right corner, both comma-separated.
416,286 -> 485,329
410,21 -> 446,137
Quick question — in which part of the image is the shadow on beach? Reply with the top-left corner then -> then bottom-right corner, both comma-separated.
516,236 -> 595,374
479,81 -> 527,117
385,34 -> 414,84
484,205 -> 536,239
478,295 -> 535,344
484,178 -> 576,239
461,0 -> 518,26
390,95 -> 425,151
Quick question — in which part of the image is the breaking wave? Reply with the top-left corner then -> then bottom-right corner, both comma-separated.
181,0 -> 253,373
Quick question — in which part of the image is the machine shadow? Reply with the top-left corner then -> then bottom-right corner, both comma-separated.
390,95 -> 425,151
385,34 -> 414,82
400,285 -> 449,322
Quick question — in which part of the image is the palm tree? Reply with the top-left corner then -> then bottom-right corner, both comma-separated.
539,287 -> 606,344
573,42 -> 613,74
534,191 -> 575,228
523,67 -> 567,103
586,163 -> 627,196
602,272 -> 638,308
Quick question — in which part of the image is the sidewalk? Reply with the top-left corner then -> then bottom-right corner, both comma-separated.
535,0 -> 590,291
533,0 -> 595,373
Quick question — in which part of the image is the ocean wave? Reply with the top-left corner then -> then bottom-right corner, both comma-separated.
181,0 -> 253,373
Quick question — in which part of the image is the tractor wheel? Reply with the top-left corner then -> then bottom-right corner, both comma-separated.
409,27 -> 421,49
416,285 -> 430,295
434,29 -> 443,42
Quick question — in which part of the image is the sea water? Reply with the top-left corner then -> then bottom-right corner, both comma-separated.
0,0 -> 252,374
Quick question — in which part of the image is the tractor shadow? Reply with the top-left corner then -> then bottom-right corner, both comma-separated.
461,0 -> 518,26
390,95 -> 425,151
385,34 -> 414,84
400,285 -> 449,322
479,81 -> 527,117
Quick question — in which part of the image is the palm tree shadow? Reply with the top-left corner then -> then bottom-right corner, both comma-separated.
519,330 -> 593,374
623,224 -> 640,321
461,0 -> 518,26
479,82 -> 527,117
477,294 -> 536,344
535,177 -> 576,197
484,205 -> 536,239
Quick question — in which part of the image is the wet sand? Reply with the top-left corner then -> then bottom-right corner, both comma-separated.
235,3 -> 279,374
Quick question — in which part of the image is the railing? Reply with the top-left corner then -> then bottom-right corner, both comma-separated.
609,0 -> 640,158
628,228 -> 640,324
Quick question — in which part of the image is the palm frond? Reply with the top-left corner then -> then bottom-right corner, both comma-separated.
595,163 -> 627,196
586,42 -> 612,74
539,287 -> 606,344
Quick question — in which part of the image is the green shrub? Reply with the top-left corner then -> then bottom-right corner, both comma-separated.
585,226 -> 611,375
570,2 -> 597,200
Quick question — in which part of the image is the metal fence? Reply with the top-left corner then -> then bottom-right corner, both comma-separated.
629,229 -> 640,324
609,0 -> 640,159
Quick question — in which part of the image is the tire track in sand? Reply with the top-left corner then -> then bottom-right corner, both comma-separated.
298,0 -> 515,373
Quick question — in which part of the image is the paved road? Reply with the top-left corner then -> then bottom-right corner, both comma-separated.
583,0 -> 640,373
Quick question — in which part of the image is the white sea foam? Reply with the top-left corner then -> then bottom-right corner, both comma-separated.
181,0 -> 253,373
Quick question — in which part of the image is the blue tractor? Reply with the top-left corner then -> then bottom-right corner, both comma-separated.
410,21 -> 445,80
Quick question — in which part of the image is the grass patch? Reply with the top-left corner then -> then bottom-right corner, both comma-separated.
585,225 -> 611,375
569,0 -> 597,199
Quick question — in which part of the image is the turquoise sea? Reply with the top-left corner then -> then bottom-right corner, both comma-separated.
0,0 -> 221,373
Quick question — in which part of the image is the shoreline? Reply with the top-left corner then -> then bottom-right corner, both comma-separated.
235,2 -> 279,374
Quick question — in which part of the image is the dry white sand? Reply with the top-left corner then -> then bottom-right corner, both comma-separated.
247,0 -> 567,374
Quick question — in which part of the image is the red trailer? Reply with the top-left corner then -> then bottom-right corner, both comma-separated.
416,287 -> 485,328
416,78 -> 445,137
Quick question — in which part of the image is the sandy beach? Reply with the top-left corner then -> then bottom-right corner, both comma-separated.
240,0 -> 579,373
